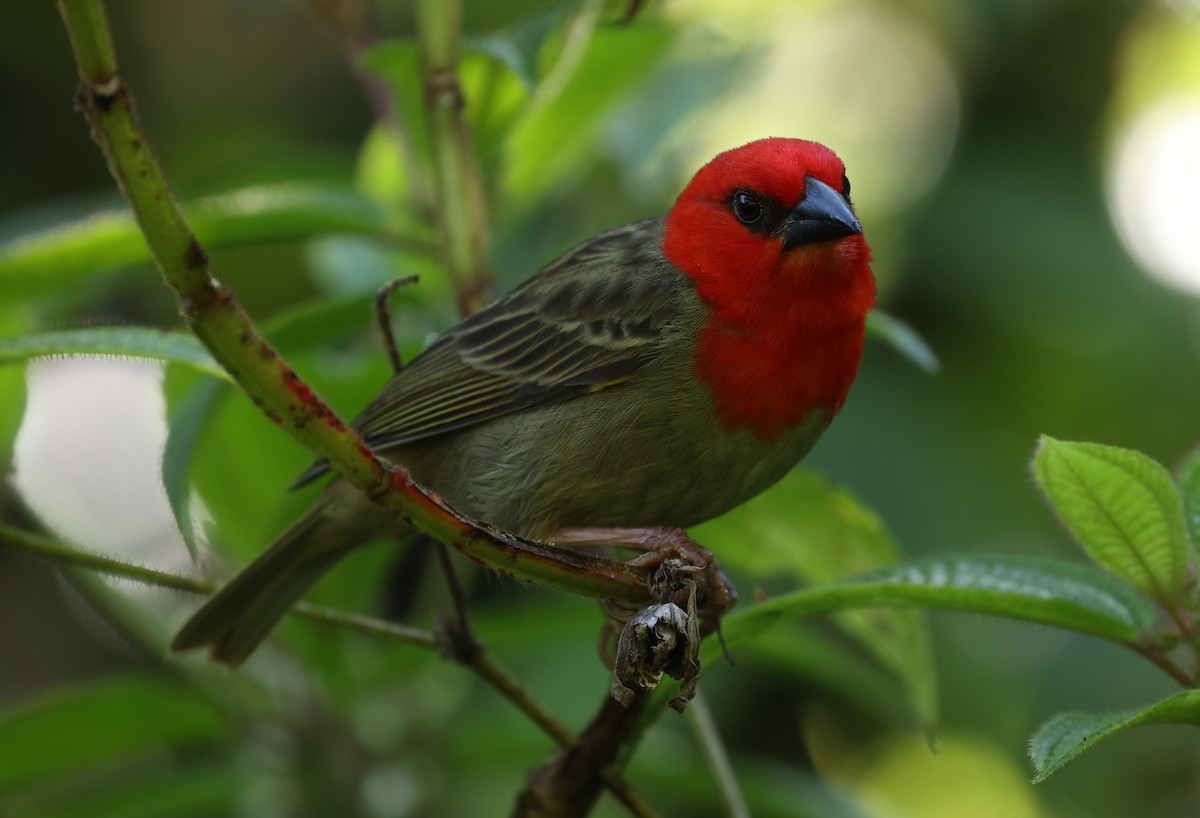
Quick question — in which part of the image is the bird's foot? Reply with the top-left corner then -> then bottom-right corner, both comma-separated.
551,525 -> 738,629
551,526 -> 737,712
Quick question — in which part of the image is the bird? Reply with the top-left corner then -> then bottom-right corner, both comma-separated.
171,137 -> 876,666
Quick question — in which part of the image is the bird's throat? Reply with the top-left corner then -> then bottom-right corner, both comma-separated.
693,316 -> 866,441
689,243 -> 875,442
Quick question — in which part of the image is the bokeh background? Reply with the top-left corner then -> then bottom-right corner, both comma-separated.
2,1 -> 1199,816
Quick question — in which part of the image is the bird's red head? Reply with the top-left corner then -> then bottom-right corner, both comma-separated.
662,138 -> 877,440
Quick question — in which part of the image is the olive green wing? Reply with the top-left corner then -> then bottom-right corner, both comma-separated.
292,217 -> 680,488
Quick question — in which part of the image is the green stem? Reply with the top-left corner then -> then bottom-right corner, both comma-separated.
1128,638 -> 1193,688
414,0 -> 494,316
687,690 -> 749,818
1164,604 -> 1200,683
59,0 -> 115,82
0,522 -> 437,650
54,0 -> 652,607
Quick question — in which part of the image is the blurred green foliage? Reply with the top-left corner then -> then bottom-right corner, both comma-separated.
2,1 -> 1200,817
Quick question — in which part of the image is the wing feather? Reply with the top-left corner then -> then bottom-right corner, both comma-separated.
291,217 -> 682,489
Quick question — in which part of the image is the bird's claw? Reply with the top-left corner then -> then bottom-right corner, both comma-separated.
605,531 -> 737,711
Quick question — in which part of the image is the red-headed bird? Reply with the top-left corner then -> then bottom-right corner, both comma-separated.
173,138 -> 876,665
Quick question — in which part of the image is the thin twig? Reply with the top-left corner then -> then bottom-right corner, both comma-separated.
374,275 -> 420,374
434,540 -> 479,647
687,690 -> 749,818
1127,638 -> 1195,687
1163,604 -> 1200,683
514,689 -> 656,818
469,654 -> 657,818
0,521 -> 438,650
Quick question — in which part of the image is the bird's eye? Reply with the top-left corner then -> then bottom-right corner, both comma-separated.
731,190 -> 763,226
841,174 -> 851,198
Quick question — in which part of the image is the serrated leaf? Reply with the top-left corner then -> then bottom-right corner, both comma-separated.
0,675 -> 227,794
0,184 -> 389,296
1029,690 -> 1200,782
1032,436 -> 1189,603
1176,443 -> 1200,553
714,554 -> 1158,656
0,327 -> 228,381
866,310 -> 940,374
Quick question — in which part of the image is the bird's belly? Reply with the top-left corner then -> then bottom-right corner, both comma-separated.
394,382 -> 831,540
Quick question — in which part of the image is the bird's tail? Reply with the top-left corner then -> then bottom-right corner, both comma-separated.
171,495 -> 368,667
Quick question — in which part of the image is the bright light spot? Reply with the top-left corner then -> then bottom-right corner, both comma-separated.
1108,98 -> 1200,296
13,358 -> 190,570
1156,0 -> 1200,19
678,5 -> 959,217
361,763 -> 420,818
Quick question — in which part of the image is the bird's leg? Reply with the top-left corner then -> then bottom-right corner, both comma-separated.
551,526 -> 738,712
431,539 -> 484,662
551,526 -> 738,628
551,525 -> 680,549
373,275 -> 420,374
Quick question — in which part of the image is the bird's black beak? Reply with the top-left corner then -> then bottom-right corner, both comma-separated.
779,176 -> 861,250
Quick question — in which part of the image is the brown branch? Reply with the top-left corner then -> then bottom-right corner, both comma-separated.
513,690 -> 653,818
374,275 -> 420,374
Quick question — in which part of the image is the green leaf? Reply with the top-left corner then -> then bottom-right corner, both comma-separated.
866,310 -> 940,374
1032,436 -> 1189,603
715,554 -> 1158,654
187,183 -> 389,245
1176,443 -> 1200,553
1029,690 -> 1200,782
163,378 -> 228,561
0,327 -> 228,381
464,1 -> 577,93
36,764 -> 240,818
741,623 -> 922,727
0,184 -> 389,296
358,41 -> 431,171
0,675 -> 228,794
696,472 -> 938,729
0,310 -> 29,465
0,209 -> 146,297
504,22 -> 674,201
